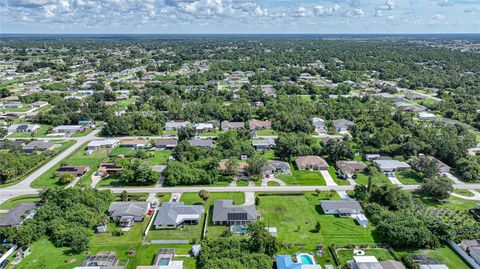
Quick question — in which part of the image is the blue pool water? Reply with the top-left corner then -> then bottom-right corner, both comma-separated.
231,226 -> 248,233
159,258 -> 170,265
300,255 -> 314,265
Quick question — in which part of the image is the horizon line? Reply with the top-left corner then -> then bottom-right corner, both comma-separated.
1,32 -> 480,36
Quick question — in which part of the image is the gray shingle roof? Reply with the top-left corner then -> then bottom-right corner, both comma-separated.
320,200 -> 362,212
212,200 -> 257,222
107,202 -> 149,219
0,203 -> 36,227
154,202 -> 203,226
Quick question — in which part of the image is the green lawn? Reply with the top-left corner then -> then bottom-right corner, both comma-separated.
70,128 -> 94,137
260,149 -> 276,160
396,170 -> 423,185
355,172 -> 390,185
32,145 -> 106,188
255,129 -> 278,136
258,193 -> 376,251
278,165 -> 327,186
236,180 -> 249,187
13,239 -> 84,269
0,194 -> 41,210
453,189 -> 475,197
163,130 -> 178,136
8,125 -> 51,138
337,248 -> 393,266
198,130 -> 223,137
395,246 -> 469,269
267,181 -> 280,186
146,150 -> 172,165
116,97 -> 137,110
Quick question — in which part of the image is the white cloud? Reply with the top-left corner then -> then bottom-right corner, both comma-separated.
294,6 -> 309,17
314,4 -> 339,16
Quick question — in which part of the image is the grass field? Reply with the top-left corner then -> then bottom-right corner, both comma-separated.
146,150 -> 172,165
0,194 -> 41,210
258,192 -> 376,251
355,172 -> 390,185
396,170 -> 423,185
278,166 -> 327,186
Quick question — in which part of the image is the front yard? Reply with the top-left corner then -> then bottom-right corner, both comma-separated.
278,166 -> 327,186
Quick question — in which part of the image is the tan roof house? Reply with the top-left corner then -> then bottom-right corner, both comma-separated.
295,156 -> 328,171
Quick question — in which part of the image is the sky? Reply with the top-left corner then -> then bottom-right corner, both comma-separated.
1,0 -> 479,34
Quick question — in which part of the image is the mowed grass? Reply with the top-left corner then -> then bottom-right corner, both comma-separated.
396,170 -> 423,185
146,150 -> 172,166
32,145 -> 107,188
328,166 -> 351,186
13,239 -> 84,269
0,194 -> 41,210
355,172 -> 390,185
395,246 -> 469,269
278,165 -> 327,186
258,193 -> 376,250
337,248 -> 393,265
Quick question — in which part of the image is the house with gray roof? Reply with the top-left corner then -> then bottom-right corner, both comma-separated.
263,160 -> 291,176
252,138 -> 276,151
188,138 -> 214,148
108,201 -> 151,222
0,203 -> 36,227
332,119 -> 355,132
220,121 -> 244,131
320,200 -> 363,217
165,121 -> 190,131
373,159 -> 411,172
212,200 -> 257,226
154,202 -> 204,229
312,117 -> 326,133
23,141 -> 56,153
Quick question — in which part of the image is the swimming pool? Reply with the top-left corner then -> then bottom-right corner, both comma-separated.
300,255 -> 314,265
230,225 -> 248,233
295,253 -> 316,265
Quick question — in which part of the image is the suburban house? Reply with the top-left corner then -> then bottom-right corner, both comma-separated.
336,161 -> 367,179
3,102 -> 23,109
261,84 -> 277,97
405,91 -> 426,100
248,119 -> 272,131
87,139 -> 120,150
252,138 -> 276,151
411,254 -> 449,269
194,123 -> 215,132
320,200 -> 368,227
417,155 -> 451,174
349,256 -> 405,269
373,159 -> 411,172
55,166 -> 90,177
78,120 -> 95,127
154,202 -> 204,229
29,101 -> 48,108
152,139 -> 178,150
418,112 -> 436,121
98,163 -> 123,176
52,125 -> 85,134
22,141 -> 56,153
165,121 -> 190,131
120,139 -> 148,149
220,121 -> 244,131
295,156 -> 329,171
188,138 -> 214,148
460,240 -> 480,266
7,124 -> 40,133
0,140 -> 25,149
332,119 -> 355,132
108,201 -> 151,224
0,203 -> 36,227
275,255 -> 322,269
212,200 -> 258,226
312,117 -> 326,133
263,160 -> 291,176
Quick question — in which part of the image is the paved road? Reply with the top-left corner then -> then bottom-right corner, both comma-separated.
0,129 -> 100,204
320,170 -> 337,186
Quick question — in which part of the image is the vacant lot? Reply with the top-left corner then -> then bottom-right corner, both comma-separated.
396,170 -> 423,185
258,193 -> 376,251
